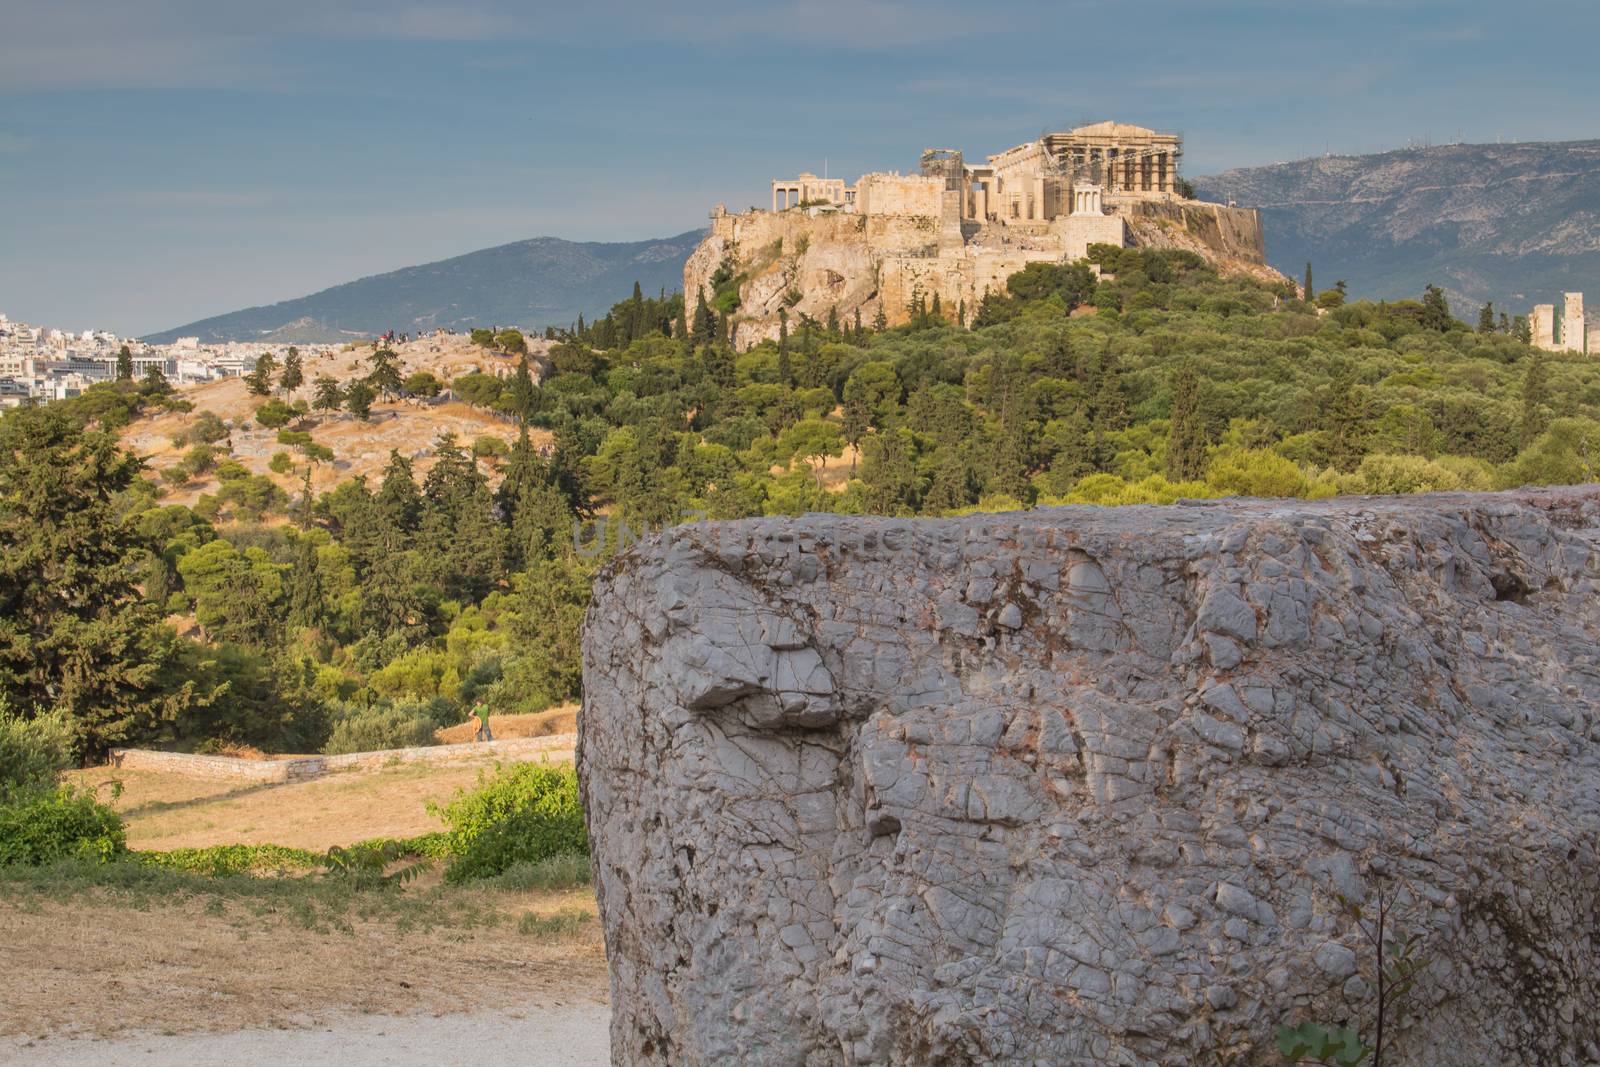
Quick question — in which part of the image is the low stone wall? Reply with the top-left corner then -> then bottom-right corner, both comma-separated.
108,734 -> 576,783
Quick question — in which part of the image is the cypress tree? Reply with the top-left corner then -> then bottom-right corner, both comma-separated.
1521,350 -> 1550,447
1478,302 -> 1495,334
1165,361 -> 1207,482
1303,262 -> 1314,304
116,344 -> 134,381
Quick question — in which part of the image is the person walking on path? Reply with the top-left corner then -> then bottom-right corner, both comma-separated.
470,701 -> 493,743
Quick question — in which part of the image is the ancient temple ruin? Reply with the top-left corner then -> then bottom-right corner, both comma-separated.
1530,292 -> 1594,354
694,122 -> 1269,349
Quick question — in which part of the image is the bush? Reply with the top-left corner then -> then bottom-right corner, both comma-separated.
141,842 -> 321,876
322,704 -> 440,755
0,705 -> 74,799
0,788 -> 126,866
431,763 -> 587,882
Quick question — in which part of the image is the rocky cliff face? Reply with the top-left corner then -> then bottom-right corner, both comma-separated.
579,490 -> 1600,1065
1194,140 -> 1600,315
683,199 -> 1273,350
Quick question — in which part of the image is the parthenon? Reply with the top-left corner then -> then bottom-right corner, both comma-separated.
764,121 -> 1187,225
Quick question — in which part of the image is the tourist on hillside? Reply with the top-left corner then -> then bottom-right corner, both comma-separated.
470,701 -> 493,743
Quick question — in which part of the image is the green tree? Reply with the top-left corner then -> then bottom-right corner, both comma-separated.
404,370 -> 443,398
115,344 -> 134,381
860,429 -> 923,514
0,406 -> 197,757
245,353 -> 277,396
175,540 -> 285,647
509,357 -> 537,420
313,376 -> 344,412
1303,262 -> 1313,303
1166,361 -> 1208,482
1420,285 -> 1452,332
366,348 -> 403,398
777,418 -> 844,488
1520,350 -> 1550,449
1477,302 -> 1496,334
279,349 -> 304,395
841,395 -> 870,471
344,380 -> 375,420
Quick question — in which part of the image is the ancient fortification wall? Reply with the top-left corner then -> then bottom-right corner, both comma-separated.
580,489 -> 1600,1065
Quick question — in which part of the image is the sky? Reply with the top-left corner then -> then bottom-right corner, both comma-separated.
3,0 -> 1597,336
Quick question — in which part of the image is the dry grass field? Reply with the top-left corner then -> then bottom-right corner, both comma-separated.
5,721 -> 606,1052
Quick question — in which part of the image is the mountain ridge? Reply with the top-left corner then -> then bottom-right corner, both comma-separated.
144,230 -> 705,344
1193,138 -> 1600,317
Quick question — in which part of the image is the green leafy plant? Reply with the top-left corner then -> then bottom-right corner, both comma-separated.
430,762 -> 587,882
321,839 -> 431,888
1275,1022 -> 1368,1065
0,787 -> 126,866
1277,892 -> 1428,1067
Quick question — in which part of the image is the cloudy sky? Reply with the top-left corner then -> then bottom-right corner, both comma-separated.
3,0 -> 1596,335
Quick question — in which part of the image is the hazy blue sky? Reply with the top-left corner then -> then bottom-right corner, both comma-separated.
3,0 -> 1596,335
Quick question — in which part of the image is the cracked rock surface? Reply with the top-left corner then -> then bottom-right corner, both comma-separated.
578,490 -> 1600,1066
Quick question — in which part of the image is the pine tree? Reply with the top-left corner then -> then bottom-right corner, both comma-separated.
1322,367 -> 1366,471
279,348 -> 304,395
841,396 -> 870,472
1420,285 -> 1452,332
1165,361 -> 1207,481
924,448 -> 975,513
344,380 -> 375,420
366,347 -> 403,397
116,344 -> 134,381
245,353 -> 276,396
0,405 -> 197,757
313,376 -> 344,412
375,450 -> 423,534
1521,350 -> 1550,448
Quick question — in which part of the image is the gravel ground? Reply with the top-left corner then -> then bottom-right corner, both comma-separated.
0,1007 -> 612,1066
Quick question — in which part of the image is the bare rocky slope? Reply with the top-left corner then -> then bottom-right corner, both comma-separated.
1195,139 -> 1600,316
580,490 -> 1600,1065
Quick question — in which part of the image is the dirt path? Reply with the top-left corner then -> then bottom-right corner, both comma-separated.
0,896 -> 608,1043
0,1007 -> 611,1066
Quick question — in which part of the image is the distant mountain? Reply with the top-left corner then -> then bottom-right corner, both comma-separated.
144,231 -> 705,344
1194,140 -> 1600,319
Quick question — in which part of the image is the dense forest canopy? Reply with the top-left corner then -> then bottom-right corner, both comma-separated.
5,245 -> 1598,760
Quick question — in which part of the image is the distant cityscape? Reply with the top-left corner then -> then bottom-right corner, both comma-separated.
0,312 -> 335,407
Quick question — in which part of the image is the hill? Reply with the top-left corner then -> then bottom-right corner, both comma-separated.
144,231 -> 704,344
122,334 -> 548,506
1194,139 -> 1600,318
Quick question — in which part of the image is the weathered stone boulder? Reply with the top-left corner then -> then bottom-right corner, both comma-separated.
578,491 -> 1600,1066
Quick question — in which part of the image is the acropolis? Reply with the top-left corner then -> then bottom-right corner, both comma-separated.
686,122 -> 1270,349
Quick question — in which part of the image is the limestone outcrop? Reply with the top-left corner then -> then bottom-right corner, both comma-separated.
578,490 -> 1600,1065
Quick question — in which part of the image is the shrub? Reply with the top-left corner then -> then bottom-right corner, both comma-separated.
0,788 -> 126,866
0,705 -> 74,800
322,704 -> 440,755
254,399 -> 295,429
431,763 -> 587,882
141,842 -> 321,876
